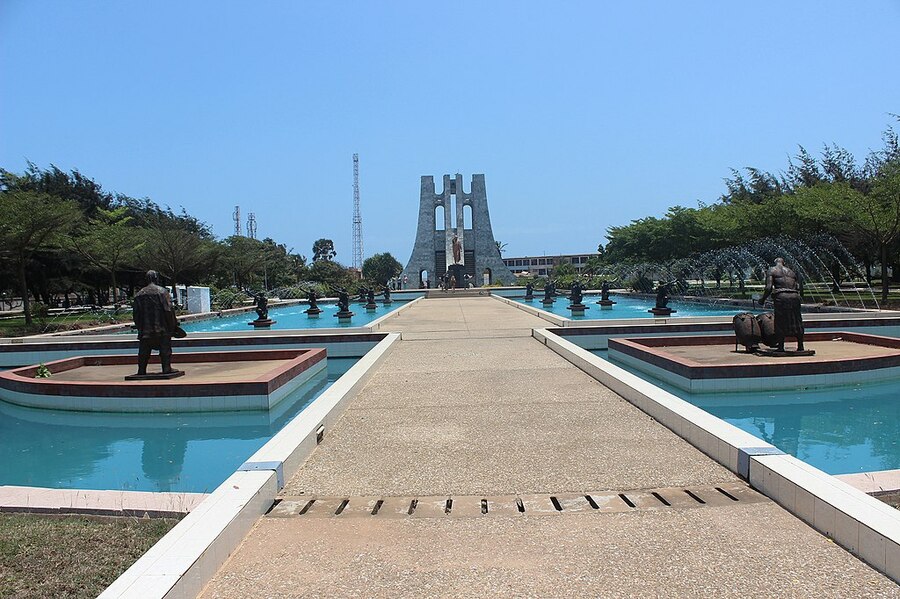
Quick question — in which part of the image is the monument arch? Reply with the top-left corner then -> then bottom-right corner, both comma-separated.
401,173 -> 515,288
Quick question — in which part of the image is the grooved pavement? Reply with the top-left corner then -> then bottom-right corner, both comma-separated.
201,297 -> 898,597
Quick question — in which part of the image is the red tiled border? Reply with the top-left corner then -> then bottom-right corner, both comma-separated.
552,316 -> 900,337
609,332 -> 900,379
0,349 -> 326,398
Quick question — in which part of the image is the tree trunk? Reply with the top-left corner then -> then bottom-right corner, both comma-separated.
881,243 -> 890,302
111,270 -> 118,303
17,256 -> 31,326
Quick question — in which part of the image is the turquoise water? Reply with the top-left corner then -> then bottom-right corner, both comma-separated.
594,350 -> 900,475
178,300 -> 408,333
516,295 -> 757,319
0,358 -> 355,493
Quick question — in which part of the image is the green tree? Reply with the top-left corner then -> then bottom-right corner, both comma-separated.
306,260 -> 356,293
71,207 -> 141,303
0,190 -> 82,324
495,240 -> 507,255
139,213 -> 217,298
362,253 -> 402,286
312,238 -> 336,261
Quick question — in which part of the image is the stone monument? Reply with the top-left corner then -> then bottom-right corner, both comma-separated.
401,174 -> 515,288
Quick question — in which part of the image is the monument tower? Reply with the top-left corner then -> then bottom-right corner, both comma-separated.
401,173 -> 514,288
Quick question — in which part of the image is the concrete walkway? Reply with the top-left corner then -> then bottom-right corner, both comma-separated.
202,297 -> 898,597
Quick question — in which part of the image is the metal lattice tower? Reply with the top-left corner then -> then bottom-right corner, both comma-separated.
246,212 -> 257,239
233,205 -> 241,237
352,153 -> 364,269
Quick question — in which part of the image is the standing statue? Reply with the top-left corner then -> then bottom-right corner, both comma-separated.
758,257 -> 806,352
254,293 -> 269,321
524,282 -> 534,299
382,286 -> 392,304
601,281 -> 611,302
452,234 -> 462,264
131,270 -> 184,378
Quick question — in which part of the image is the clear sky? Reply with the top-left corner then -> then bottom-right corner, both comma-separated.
2,1 -> 898,262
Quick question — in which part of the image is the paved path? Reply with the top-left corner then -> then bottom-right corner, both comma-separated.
202,297 -> 898,597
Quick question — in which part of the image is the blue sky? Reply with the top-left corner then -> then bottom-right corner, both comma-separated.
2,1 -> 898,262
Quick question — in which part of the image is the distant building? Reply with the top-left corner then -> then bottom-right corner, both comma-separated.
502,253 -> 600,277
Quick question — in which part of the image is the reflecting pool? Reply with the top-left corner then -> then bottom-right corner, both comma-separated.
0,358 -> 356,493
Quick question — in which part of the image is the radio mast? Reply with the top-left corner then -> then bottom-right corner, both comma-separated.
351,153 -> 364,270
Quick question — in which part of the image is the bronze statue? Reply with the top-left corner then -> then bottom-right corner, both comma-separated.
569,281 -> 584,305
758,257 -> 805,352
655,282 -> 671,309
524,282 -> 534,299
452,234 -> 462,264
131,270 -> 184,377
383,286 -> 392,303
337,288 -> 351,313
254,293 -> 269,321
601,281 -> 610,302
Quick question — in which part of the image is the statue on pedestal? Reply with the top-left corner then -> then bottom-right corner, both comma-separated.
452,234 -> 462,264
129,270 -> 185,379
758,257 -> 807,352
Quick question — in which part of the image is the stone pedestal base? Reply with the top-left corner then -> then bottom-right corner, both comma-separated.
648,308 -> 676,316
335,311 -> 355,323
249,319 -> 277,328
366,305 -> 377,312
125,370 -> 185,381
382,300 -> 393,305
541,300 -> 555,306
568,304 -> 586,316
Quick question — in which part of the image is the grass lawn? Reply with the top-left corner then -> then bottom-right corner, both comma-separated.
0,513 -> 176,598
0,314 -> 129,338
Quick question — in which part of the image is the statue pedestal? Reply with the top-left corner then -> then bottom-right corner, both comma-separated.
382,300 -> 393,305
524,297 -> 534,302
305,308 -> 322,318
446,264 -> 466,289
125,370 -> 185,381
249,319 -> 277,328
597,300 -> 616,310
335,310 -> 354,323
541,299 -> 555,306
568,304 -> 586,316
648,308 -> 676,316
365,304 -> 377,312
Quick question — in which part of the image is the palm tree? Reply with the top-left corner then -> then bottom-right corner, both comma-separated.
495,240 -> 508,255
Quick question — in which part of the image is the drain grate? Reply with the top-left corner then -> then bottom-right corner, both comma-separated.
268,482 -> 765,519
